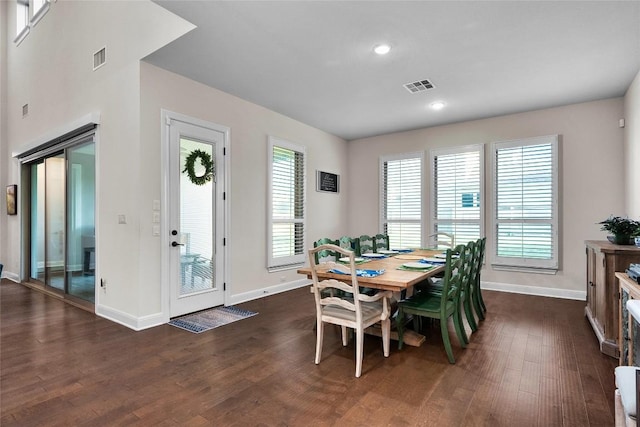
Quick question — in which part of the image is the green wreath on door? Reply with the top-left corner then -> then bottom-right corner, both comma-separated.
183,149 -> 214,185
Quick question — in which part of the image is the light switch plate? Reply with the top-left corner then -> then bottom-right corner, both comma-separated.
118,214 -> 126,224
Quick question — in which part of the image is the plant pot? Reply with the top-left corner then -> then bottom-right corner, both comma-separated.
607,235 -> 634,245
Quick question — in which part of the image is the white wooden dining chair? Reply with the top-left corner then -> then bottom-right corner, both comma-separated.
428,232 -> 454,249
308,244 -> 392,377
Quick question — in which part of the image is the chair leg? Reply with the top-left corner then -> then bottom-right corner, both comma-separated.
341,326 -> 349,346
464,291 -> 478,332
315,319 -> 324,365
355,328 -> 364,378
473,279 -> 486,321
440,318 -> 455,364
454,307 -> 468,347
397,309 -> 406,350
381,318 -> 390,357
477,278 -> 487,315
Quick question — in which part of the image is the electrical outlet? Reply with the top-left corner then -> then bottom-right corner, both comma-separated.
118,214 -> 126,224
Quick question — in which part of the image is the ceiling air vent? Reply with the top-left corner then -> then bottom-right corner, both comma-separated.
403,79 -> 435,93
93,47 -> 106,70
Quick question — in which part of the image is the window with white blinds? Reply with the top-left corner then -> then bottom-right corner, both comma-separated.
380,153 -> 423,249
430,145 -> 484,247
268,137 -> 306,270
492,135 -> 559,271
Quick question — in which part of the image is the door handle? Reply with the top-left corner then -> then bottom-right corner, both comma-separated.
171,241 -> 184,247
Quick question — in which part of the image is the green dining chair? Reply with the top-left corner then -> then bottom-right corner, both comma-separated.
472,237 -> 487,320
461,240 -> 479,332
374,233 -> 390,252
397,244 -> 469,363
358,235 -> 375,254
418,240 -> 479,335
313,238 -> 339,264
339,236 -> 361,256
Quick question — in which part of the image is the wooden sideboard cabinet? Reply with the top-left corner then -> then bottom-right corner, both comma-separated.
585,240 -> 640,357
616,272 -> 640,366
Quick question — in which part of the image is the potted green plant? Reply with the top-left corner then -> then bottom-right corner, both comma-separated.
598,216 -> 640,245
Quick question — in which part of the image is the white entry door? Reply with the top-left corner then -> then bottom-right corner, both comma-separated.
166,113 -> 227,317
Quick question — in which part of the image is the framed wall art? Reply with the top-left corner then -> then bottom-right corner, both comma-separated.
6,185 -> 17,215
316,171 -> 339,194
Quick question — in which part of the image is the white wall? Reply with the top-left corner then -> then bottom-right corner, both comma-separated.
0,1 -> 8,275
624,69 -> 640,218
140,62 -> 349,308
2,1 -> 193,322
347,98 -> 626,298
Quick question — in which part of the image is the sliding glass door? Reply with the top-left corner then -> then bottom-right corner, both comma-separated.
27,135 -> 96,303
66,142 -> 96,301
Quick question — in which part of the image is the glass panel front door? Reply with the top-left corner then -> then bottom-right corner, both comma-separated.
167,115 -> 225,317
179,138 -> 215,296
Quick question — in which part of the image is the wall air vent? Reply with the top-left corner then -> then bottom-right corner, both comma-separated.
403,79 -> 435,93
93,47 -> 106,70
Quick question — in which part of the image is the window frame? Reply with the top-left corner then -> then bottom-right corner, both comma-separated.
429,144 -> 484,247
267,136 -> 306,271
490,134 -> 560,272
379,151 -> 424,249
30,0 -> 50,28
15,0 -> 30,44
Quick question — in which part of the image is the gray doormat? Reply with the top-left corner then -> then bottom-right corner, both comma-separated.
169,306 -> 257,333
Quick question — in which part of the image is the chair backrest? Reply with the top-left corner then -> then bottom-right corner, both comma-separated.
428,232 -> 454,249
475,237 -> 486,282
339,236 -> 361,256
358,235 -> 375,254
439,244 -> 468,314
314,238 -> 340,263
308,244 -> 364,318
463,240 -> 478,293
374,233 -> 390,252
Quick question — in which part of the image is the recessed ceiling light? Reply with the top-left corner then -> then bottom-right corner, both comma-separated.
430,101 -> 446,110
373,44 -> 391,55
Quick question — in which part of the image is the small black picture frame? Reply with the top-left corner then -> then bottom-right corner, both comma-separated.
6,185 -> 17,215
316,170 -> 339,193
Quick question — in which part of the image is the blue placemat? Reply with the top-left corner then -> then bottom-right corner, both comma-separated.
328,269 -> 386,278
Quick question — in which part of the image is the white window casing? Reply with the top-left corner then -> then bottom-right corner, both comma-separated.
267,136 -> 306,270
380,152 -> 424,249
491,135 -> 559,272
430,144 -> 484,247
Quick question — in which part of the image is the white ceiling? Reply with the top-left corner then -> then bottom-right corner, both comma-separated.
145,1 -> 640,141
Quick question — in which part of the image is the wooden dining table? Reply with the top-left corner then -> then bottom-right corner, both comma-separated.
297,249 -> 446,346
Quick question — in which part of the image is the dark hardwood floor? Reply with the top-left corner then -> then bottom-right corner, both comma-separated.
1,279 -> 618,426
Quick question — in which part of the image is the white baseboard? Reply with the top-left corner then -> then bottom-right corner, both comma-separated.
482,280 -> 586,301
95,304 -> 167,331
1,271 -> 21,282
228,278 -> 311,306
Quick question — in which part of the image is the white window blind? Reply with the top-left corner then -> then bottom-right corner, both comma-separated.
430,145 -> 484,246
380,153 -> 423,249
268,137 -> 306,269
492,135 -> 559,271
